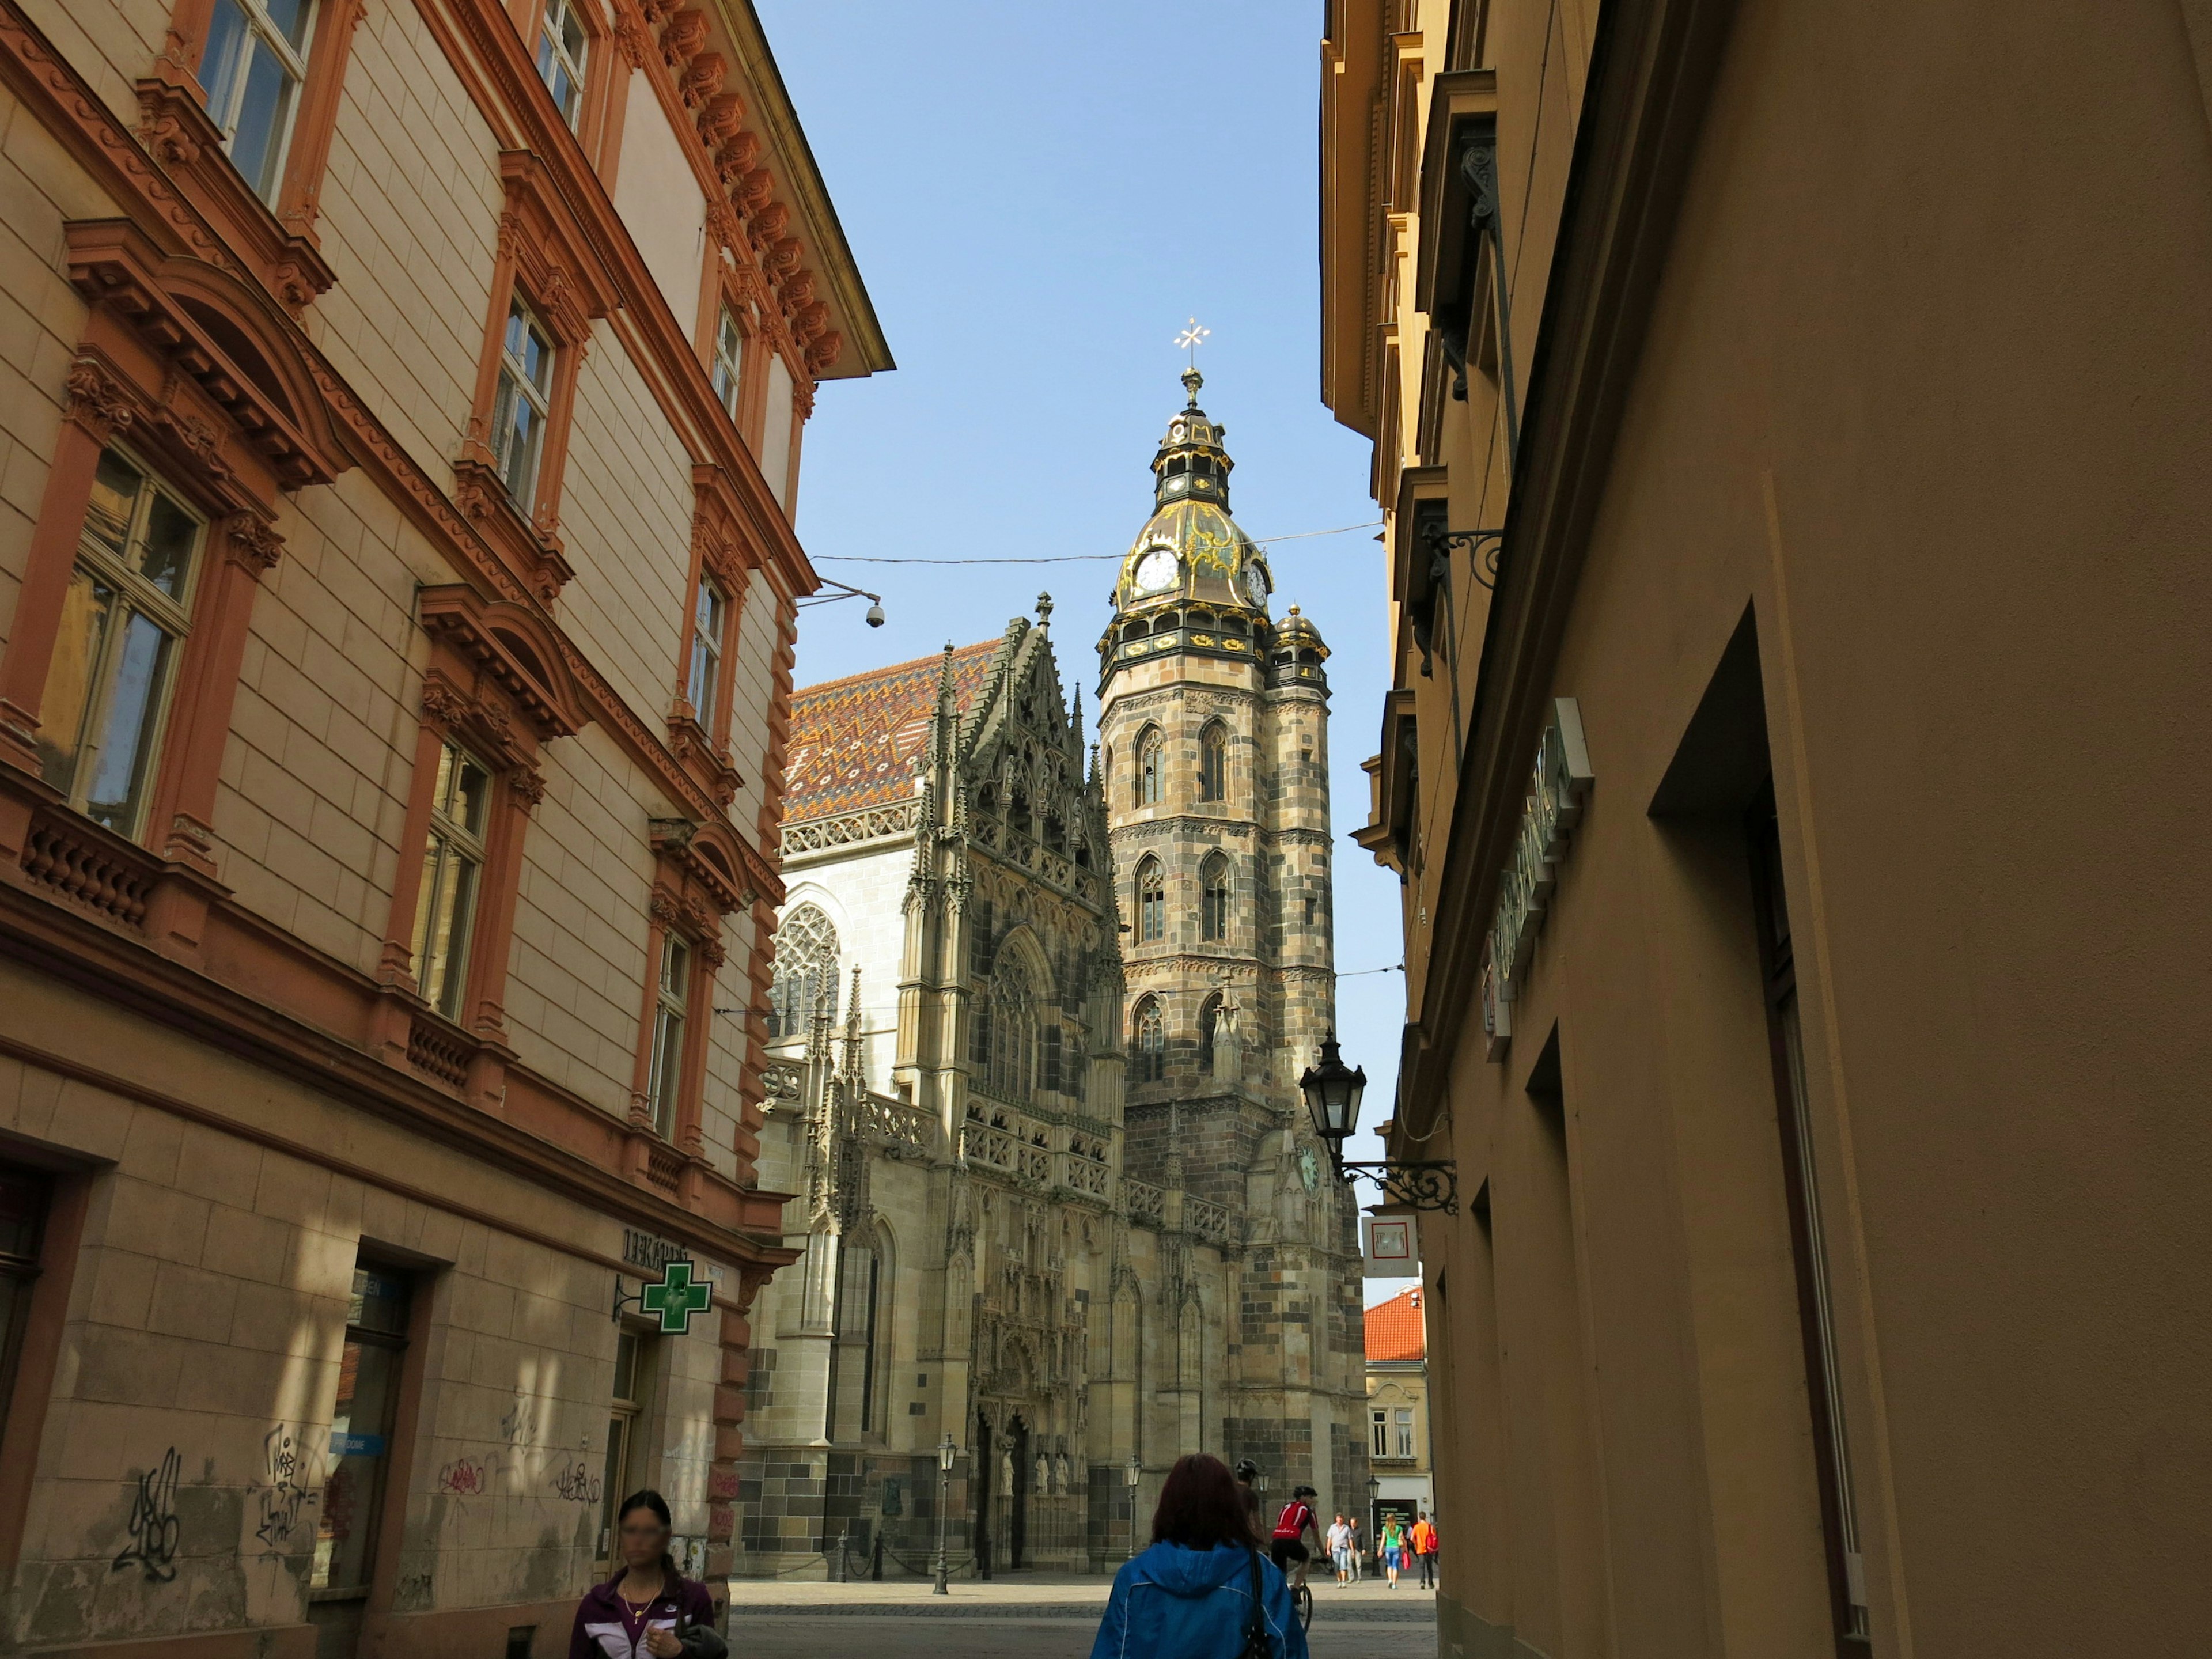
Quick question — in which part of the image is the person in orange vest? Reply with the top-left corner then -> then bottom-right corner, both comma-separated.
1410,1513 -> 1438,1590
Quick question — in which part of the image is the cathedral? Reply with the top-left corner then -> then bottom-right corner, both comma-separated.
736,372 -> 1368,1576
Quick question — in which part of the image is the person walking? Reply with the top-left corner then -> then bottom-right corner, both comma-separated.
1346,1515 -> 1362,1582
1325,1514 -> 1353,1585
1411,1512 -> 1438,1590
569,1490 -> 726,1658
1378,1514 -> 1407,1588
1090,1453 -> 1309,1659
1233,1459 -> 1264,1541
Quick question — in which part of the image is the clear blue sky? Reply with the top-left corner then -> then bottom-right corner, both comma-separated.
761,0 -> 1414,1277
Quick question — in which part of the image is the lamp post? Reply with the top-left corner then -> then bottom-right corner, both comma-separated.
1368,1474 -> 1381,1540
1300,1033 -> 1459,1213
1124,1455 -> 1141,1563
933,1435 -> 956,1596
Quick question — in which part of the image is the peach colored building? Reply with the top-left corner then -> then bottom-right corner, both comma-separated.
1323,2 -> 2212,1657
0,0 -> 887,1649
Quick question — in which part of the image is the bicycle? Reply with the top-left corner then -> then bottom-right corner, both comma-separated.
1289,1562 -> 1313,1632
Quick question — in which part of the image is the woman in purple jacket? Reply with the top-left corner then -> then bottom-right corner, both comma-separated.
569,1490 -> 726,1659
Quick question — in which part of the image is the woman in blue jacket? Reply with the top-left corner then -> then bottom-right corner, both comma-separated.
1091,1453 -> 1309,1659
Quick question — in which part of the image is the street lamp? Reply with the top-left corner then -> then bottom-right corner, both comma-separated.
1300,1033 -> 1458,1213
1124,1455 -> 1141,1563
1368,1473 -> 1381,1540
933,1435 -> 956,1596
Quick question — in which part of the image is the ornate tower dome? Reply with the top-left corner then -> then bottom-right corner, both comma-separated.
1101,369 -> 1306,691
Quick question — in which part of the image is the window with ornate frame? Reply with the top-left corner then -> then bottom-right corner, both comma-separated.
711,305 -> 748,422
1136,726 -> 1163,806
645,933 -> 690,1138
1130,996 -> 1165,1085
1197,719 -> 1228,803
35,448 -> 207,842
1199,852 -> 1230,944
197,0 -> 317,204
1135,856 -> 1165,943
768,903 -> 839,1040
493,296 -> 556,506
685,576 -> 728,732
533,0 -> 590,129
408,738 -> 491,1021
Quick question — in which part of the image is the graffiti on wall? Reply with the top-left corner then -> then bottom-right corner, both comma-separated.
437,1453 -> 499,1497
550,1462 -> 603,1505
112,1448 -> 183,1583
253,1425 -> 319,1551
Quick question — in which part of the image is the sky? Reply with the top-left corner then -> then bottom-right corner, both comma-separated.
758,1 -> 1415,1299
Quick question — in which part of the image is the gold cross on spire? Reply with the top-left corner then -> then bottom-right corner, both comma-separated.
1175,317 -> 1211,367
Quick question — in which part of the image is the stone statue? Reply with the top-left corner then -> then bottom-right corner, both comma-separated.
999,1448 -> 1014,1498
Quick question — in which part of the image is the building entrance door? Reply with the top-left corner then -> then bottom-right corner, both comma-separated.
974,1409 -> 993,1575
1008,1415 -> 1029,1568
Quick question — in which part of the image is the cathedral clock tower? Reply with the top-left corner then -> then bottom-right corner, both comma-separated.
1094,367 -> 1368,1513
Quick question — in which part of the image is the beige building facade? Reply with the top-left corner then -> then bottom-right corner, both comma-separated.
1323,2 -> 2212,1657
0,0 -> 885,1650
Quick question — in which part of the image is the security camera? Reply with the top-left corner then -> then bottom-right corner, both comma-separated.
865,600 -> 886,628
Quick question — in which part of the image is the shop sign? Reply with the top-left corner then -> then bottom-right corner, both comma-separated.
640,1259 -> 713,1335
1480,698 -> 1593,1058
623,1229 -> 685,1273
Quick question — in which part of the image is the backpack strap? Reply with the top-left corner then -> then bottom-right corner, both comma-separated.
1242,1545 -> 1269,1658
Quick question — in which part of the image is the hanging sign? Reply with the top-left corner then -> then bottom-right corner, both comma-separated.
1362,1215 -> 1417,1278
1480,698 -> 1593,1059
639,1258 -> 714,1335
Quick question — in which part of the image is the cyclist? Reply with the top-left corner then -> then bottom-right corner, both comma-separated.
1269,1484 -> 1322,1590
1233,1459 -> 1264,1540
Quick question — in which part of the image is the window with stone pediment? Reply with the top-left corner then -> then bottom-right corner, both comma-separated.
1131,995 -> 1165,1085
768,902 -> 838,1039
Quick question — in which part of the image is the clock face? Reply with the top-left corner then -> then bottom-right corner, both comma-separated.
1298,1145 -> 1320,1191
1243,562 -> 1270,607
1133,548 -> 1179,595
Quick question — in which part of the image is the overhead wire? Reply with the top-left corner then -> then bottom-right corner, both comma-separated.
812,520 -> 1383,567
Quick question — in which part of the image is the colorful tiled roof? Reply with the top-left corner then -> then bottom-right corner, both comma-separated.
1365,1286 -> 1426,1363
782,641 -> 999,823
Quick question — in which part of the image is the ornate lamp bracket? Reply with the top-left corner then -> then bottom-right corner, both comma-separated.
1421,522 -> 1506,592
1329,1151 -> 1460,1214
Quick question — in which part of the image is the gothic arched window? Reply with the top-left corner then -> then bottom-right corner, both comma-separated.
768,903 -> 838,1039
982,954 -> 1039,1102
1136,856 -> 1165,942
1200,852 -> 1230,942
1198,721 -> 1228,803
1137,726 -> 1163,806
1131,995 -> 1165,1084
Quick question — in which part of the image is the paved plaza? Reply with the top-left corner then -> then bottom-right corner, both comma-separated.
730,1571 -> 1439,1656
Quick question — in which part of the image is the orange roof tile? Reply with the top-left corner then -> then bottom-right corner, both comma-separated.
1365,1286 -> 1426,1363
782,641 -> 999,824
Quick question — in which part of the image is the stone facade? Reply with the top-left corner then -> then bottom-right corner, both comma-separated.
736,382 -> 1367,1578
0,0 -> 888,1650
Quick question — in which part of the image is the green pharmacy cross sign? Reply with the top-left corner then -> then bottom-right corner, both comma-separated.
638,1259 -> 712,1335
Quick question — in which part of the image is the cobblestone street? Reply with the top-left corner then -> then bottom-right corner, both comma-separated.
730,1573 -> 1438,1657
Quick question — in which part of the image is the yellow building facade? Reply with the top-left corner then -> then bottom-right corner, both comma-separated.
0,0 -> 885,1650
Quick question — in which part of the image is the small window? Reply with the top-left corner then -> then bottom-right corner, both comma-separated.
687,577 -> 727,726
1200,854 -> 1229,943
1136,727 -> 1162,806
199,0 -> 317,202
647,934 -> 690,1138
711,307 -> 746,420
1198,722 -> 1227,802
534,0 -> 589,128
1371,1408 -> 1388,1459
1131,997 -> 1164,1085
313,1262 -> 411,1595
1136,857 -> 1164,944
37,448 -> 204,841
493,297 -> 556,505
1395,1408 -> 1415,1459
410,740 -> 491,1020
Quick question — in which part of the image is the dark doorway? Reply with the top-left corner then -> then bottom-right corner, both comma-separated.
974,1409 -> 993,1575
1007,1414 -> 1030,1569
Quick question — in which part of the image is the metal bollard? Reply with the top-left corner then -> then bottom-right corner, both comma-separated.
871,1535 -> 883,1581
836,1528 -> 849,1584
